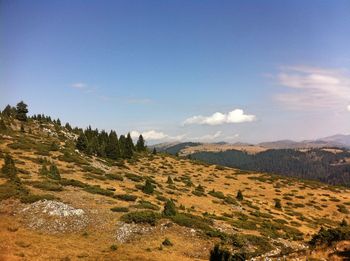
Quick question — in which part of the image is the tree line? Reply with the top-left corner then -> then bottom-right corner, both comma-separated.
1,101 -> 147,160
191,149 -> 350,187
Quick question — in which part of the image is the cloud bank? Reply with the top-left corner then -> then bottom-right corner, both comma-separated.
275,65 -> 350,111
183,109 -> 256,125
130,130 -> 185,141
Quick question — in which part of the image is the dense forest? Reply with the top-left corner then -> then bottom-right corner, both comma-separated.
191,149 -> 350,187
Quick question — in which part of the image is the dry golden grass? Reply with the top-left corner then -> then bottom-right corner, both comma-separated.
1,121 -> 350,260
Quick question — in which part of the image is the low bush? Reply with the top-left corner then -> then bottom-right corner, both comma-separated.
114,194 -> 137,202
121,210 -> 161,226
110,207 -> 129,212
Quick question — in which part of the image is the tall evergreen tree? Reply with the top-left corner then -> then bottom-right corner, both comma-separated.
65,122 -> 72,131
15,101 -> 29,121
119,135 -> 126,157
124,134 -> 134,159
105,131 -> 120,159
136,134 -> 146,152
76,133 -> 88,151
2,105 -> 15,117
1,154 -> 20,183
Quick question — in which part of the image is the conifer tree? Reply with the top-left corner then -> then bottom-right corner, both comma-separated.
163,199 -> 176,217
105,131 -> 120,159
49,164 -> 61,180
1,154 -> 18,182
126,133 -> 135,151
142,179 -> 154,194
2,105 -> 15,117
15,101 -> 28,121
76,133 -> 88,152
65,122 -> 72,131
136,134 -> 146,152
167,176 -> 174,185
119,135 -> 126,157
236,190 -> 243,201
57,118 -> 61,126
0,119 -> 7,130
152,147 -> 157,155
39,163 -> 49,176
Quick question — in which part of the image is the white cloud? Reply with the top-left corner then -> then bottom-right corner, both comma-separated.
183,109 -> 256,125
192,131 -> 222,141
275,65 -> 350,110
71,82 -> 87,89
130,130 -> 186,141
347,105 -> 350,111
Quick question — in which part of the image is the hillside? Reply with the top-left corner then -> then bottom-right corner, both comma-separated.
1,106 -> 350,260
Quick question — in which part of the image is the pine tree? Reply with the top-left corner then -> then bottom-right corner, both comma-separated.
65,122 -> 72,131
0,119 -> 7,130
142,179 -> 154,194
48,164 -> 61,180
1,154 -> 18,182
2,105 -> 15,117
167,176 -> 174,185
76,133 -> 88,152
123,133 -> 134,159
105,131 -> 120,159
15,101 -> 28,121
163,199 -> 176,217
275,200 -> 282,209
39,163 -> 49,176
126,133 -> 135,151
57,118 -> 61,126
119,135 -> 126,157
236,190 -> 243,201
136,135 -> 146,152
152,147 -> 157,155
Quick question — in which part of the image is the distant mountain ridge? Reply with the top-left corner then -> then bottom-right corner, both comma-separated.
154,134 -> 350,155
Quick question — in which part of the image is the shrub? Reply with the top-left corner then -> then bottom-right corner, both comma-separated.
110,207 -> 129,212
105,173 -> 124,181
1,154 -> 19,182
133,200 -> 160,210
275,200 -> 282,209
167,176 -> 174,184
114,194 -> 137,202
59,178 -> 87,188
170,213 -> 212,231
309,226 -> 350,246
110,244 -> 118,251
28,180 -> 63,191
83,185 -> 114,197
163,199 -> 176,217
48,164 -> 61,180
236,190 -> 243,201
162,238 -> 173,246
121,211 -> 161,226
125,173 -> 143,182
209,245 -> 247,261
20,193 -> 56,204
208,189 -> 225,199
142,180 -> 154,194
337,204 -> 349,214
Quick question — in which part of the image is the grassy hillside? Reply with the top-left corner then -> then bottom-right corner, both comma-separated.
1,113 -> 350,260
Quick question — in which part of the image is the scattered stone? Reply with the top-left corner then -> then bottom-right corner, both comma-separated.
115,221 -> 154,243
18,200 -> 88,233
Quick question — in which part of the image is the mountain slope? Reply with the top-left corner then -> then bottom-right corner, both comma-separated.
0,114 -> 350,260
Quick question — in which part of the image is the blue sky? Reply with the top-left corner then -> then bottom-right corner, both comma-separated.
1,0 -> 350,144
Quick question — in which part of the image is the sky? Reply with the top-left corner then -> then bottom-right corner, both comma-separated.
1,0 -> 350,144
